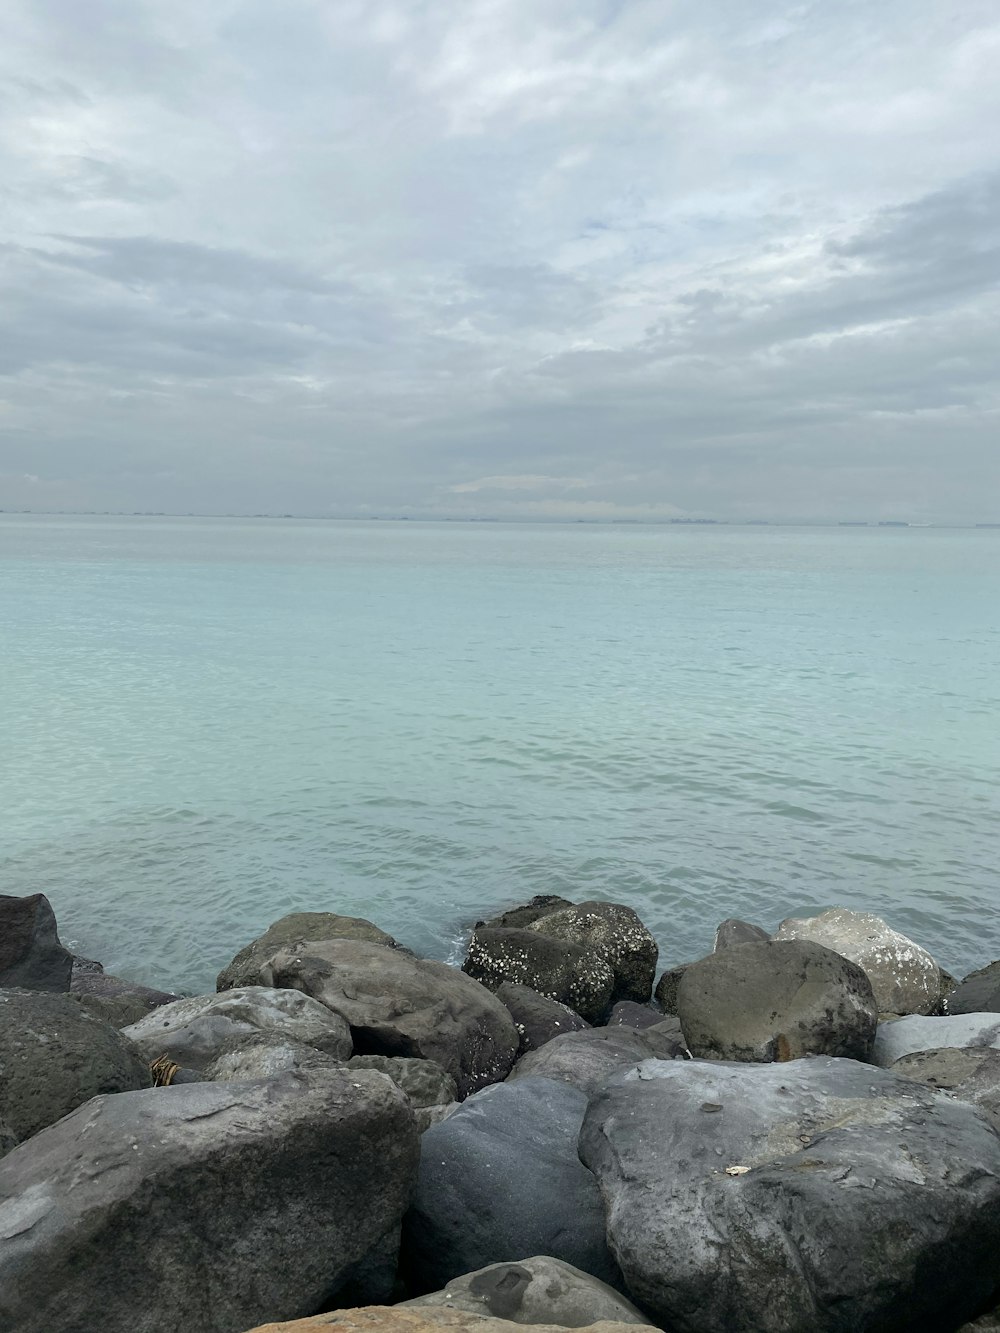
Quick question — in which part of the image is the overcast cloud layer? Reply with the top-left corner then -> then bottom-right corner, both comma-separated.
1,0 -> 998,521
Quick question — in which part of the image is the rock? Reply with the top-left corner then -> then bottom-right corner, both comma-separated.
217,911 -> 401,992
121,986 -> 353,1072
891,1047 -> 1000,1132
0,894 -> 73,992
652,963 -> 690,1016
70,966 -> 181,1028
479,896 -> 574,931
261,940 -> 517,1099
949,961 -> 1000,1015
402,1076 -> 621,1294
349,1055 -> 458,1133
713,918 -> 769,950
402,1256 -> 650,1325
204,1031 -> 346,1081
872,1012 -> 1000,1067
496,983 -> 590,1054
775,907 -> 941,1016
507,1028 -> 685,1098
0,1117 -> 18,1159
607,1001 -> 666,1031
677,939 -> 877,1062
579,1056 -> 1000,1333
463,927 -> 615,1025
525,902 -> 658,1005
241,1311 -> 657,1333
0,1067 -> 419,1333
0,989 -> 150,1142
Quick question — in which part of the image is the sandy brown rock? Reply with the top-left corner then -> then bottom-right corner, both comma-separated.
242,1309 -> 658,1333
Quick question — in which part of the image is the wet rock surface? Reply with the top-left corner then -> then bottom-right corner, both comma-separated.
525,902 -> 658,1005
0,894 -> 73,993
463,927 -> 615,1024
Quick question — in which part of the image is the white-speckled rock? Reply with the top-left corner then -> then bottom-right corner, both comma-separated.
775,907 -> 941,1015
872,1013 -> 1000,1067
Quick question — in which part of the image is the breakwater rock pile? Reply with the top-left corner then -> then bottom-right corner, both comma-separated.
3,890 -> 1000,1332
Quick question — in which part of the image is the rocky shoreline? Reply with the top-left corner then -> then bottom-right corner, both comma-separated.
3,891 -> 1000,1332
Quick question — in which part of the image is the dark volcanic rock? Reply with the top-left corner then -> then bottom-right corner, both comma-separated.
217,911 -> 401,992
526,902 -> 658,1005
261,939 -> 517,1098
0,1117 -> 18,1159
70,966 -> 180,1028
496,982 -> 590,1054
580,1056 -> 1000,1333
0,894 -> 72,992
479,896 -> 573,931
0,989 -> 151,1142
677,939 -> 877,1062
507,1027 -> 685,1098
463,927 -> 614,1025
0,1067 -> 419,1333
949,961 -> 1000,1015
607,1001 -> 666,1031
892,1046 -> 1000,1132
713,919 -> 769,950
653,963 -> 691,1016
402,1076 -> 621,1294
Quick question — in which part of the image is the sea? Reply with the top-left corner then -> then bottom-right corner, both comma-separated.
1,514 -> 998,996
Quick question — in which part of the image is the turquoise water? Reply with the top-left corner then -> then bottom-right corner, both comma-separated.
1,515 -> 998,994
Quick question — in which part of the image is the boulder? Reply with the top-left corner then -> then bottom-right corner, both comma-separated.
677,939 -> 877,1062
0,989 -> 150,1142
0,1117 -> 18,1159
507,1027 -> 685,1098
121,986 -> 353,1072
217,911 -> 400,992
775,907 -> 941,1016
0,1067 -> 419,1333
479,896 -> 574,931
607,1001 -> 667,1031
652,963 -> 690,1016
402,1256 -> 650,1325
402,1076 -> 621,1293
526,902 -> 658,1005
891,1047 -> 1000,1132
241,1311 -> 657,1333
496,983 -> 590,1054
949,961 -> 1000,1015
463,928 -> 614,1025
713,919 -> 768,950
204,1031 -> 346,1081
70,965 -> 180,1028
261,940 -> 517,1099
349,1056 -> 458,1133
871,1013 -> 1000,1067
580,1056 -> 1000,1333
0,894 -> 72,992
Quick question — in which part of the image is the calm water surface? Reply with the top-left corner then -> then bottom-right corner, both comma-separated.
1,515 -> 997,993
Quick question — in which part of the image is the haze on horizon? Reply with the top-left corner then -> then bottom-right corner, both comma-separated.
1,1 -> 998,524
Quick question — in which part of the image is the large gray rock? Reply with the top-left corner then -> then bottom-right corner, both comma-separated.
713,919 -> 769,950
507,1027 -> 685,1098
204,1031 -> 346,1081
606,1001 -> 665,1031
260,940 -> 517,1099
891,1047 -> 1000,1132
349,1055 -> 458,1133
403,1257 -> 649,1326
0,1067 -> 419,1333
0,989 -> 151,1142
496,983 -> 590,1054
0,894 -> 72,992
580,1056 -> 1000,1333
526,902 -> 658,1005
463,927 -> 615,1025
70,964 -> 180,1028
121,986 -> 353,1071
949,960 -> 1000,1015
775,907 -> 941,1016
872,1012 -> 1000,1067
402,1077 -> 621,1294
653,963 -> 691,1016
217,911 -> 401,992
677,939 -> 877,1062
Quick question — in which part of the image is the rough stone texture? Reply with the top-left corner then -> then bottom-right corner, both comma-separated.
463,927 -> 615,1025
0,1067 -> 419,1333
70,965 -> 180,1028
0,988 -> 151,1142
652,963 -> 690,1016
349,1055 -> 458,1132
217,911 -> 400,992
402,1076 -> 621,1294
775,907 -> 941,1016
0,894 -> 73,992
204,1031 -> 346,1081
121,986 -> 353,1072
242,1311 -> 657,1333
479,896 -> 574,931
606,1001 -> 665,1031
402,1257 -> 650,1326
871,1013 -> 1000,1067
526,902 -> 658,1005
677,939 -> 877,1063
507,1027 -> 685,1098
0,1117 -> 18,1159
713,919 -> 769,951
891,1047 -> 1000,1132
496,983 -> 590,1054
949,961 -> 1000,1015
261,940 -> 517,1099
958,1311 -> 1000,1332
580,1056 -> 1000,1333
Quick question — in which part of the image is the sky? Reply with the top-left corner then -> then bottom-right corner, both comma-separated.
1,1 -> 998,522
